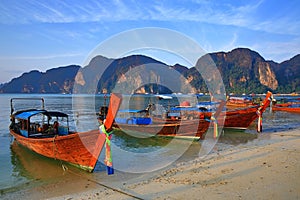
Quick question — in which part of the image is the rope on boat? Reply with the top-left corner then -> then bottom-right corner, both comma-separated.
65,168 -> 143,200
99,124 -> 114,175
61,164 -> 68,171
53,146 -> 142,199
52,135 -> 58,159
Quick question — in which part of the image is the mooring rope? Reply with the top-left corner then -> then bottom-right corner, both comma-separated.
63,168 -> 143,200
52,135 -> 58,159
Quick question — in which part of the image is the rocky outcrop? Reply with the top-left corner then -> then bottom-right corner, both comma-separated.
0,65 -> 80,93
0,48 -> 299,94
257,61 -> 278,90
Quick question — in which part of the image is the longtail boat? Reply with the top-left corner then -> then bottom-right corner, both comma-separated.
220,91 -> 272,131
150,91 -> 272,133
226,96 -> 255,107
9,93 -> 122,172
114,100 -> 225,140
272,102 -> 300,113
115,114 -> 210,140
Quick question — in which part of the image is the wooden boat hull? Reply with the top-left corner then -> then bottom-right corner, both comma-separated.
115,92 -> 271,139
152,92 -> 271,131
115,119 -> 210,140
221,92 -> 272,129
226,96 -> 255,108
226,102 -> 255,108
9,93 -> 122,173
155,101 -> 269,131
272,103 -> 300,113
151,106 -> 260,130
219,106 -> 260,129
10,129 -> 106,172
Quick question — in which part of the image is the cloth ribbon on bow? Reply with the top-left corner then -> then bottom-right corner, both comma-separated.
211,115 -> 218,139
99,124 -> 114,175
256,108 -> 262,133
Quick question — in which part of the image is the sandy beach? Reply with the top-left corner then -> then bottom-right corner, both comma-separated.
3,128 -> 300,200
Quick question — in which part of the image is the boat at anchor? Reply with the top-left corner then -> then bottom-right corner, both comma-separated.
9,94 -> 122,172
152,91 -> 272,132
272,102 -> 300,113
114,100 -> 226,140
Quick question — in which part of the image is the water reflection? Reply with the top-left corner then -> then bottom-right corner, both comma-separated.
8,140 -> 102,193
10,141 -> 65,181
218,130 -> 258,145
113,129 -> 174,153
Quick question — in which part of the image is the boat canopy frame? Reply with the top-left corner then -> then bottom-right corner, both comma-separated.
10,98 -> 70,138
10,97 -> 45,115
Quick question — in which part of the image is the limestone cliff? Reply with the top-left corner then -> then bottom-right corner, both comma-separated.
1,48 -> 299,94
257,62 -> 278,90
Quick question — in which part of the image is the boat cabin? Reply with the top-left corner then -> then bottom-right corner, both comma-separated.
196,101 -> 222,112
167,101 -> 220,120
227,96 -> 253,104
10,109 -> 70,138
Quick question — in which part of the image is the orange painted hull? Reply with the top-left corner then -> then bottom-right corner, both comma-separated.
149,106 -> 262,131
115,93 -> 272,139
272,103 -> 300,113
226,102 -> 255,108
219,106 -> 261,129
116,119 -> 210,139
226,97 -> 255,108
221,92 -> 272,129
10,129 -> 106,172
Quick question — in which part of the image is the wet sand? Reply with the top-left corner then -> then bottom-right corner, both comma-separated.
3,128 -> 300,200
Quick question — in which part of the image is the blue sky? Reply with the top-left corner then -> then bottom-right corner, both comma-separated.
0,0 -> 299,83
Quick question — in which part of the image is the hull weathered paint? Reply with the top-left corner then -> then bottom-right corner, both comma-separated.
116,119 -> 211,140
115,101 -> 226,140
10,129 -> 106,172
221,91 -> 272,129
220,106 -> 260,129
9,93 -> 122,172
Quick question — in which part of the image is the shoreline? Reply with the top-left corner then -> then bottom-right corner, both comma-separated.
3,128 -> 300,200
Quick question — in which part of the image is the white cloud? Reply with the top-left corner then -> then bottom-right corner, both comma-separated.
248,35 -> 300,62
0,53 -> 83,61
0,0 -> 298,64
0,0 -> 298,37
0,1 -> 252,24
221,32 -> 238,51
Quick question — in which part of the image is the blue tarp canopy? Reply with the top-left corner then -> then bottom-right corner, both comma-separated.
14,110 -> 46,120
14,109 -> 68,120
118,109 -> 147,113
169,102 -> 221,112
170,107 -> 200,111
196,101 -> 220,106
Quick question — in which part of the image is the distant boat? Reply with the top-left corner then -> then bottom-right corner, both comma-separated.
155,91 -> 272,132
113,92 -> 272,140
114,109 -> 211,140
226,96 -> 255,107
220,91 -> 272,131
272,102 -> 300,113
114,101 -> 225,140
9,94 -> 122,172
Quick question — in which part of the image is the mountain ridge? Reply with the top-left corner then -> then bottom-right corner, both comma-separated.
0,48 -> 299,94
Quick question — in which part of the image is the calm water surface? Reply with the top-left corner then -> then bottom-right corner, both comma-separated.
0,94 -> 299,196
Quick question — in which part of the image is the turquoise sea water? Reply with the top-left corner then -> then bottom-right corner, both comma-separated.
0,93 -> 300,197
